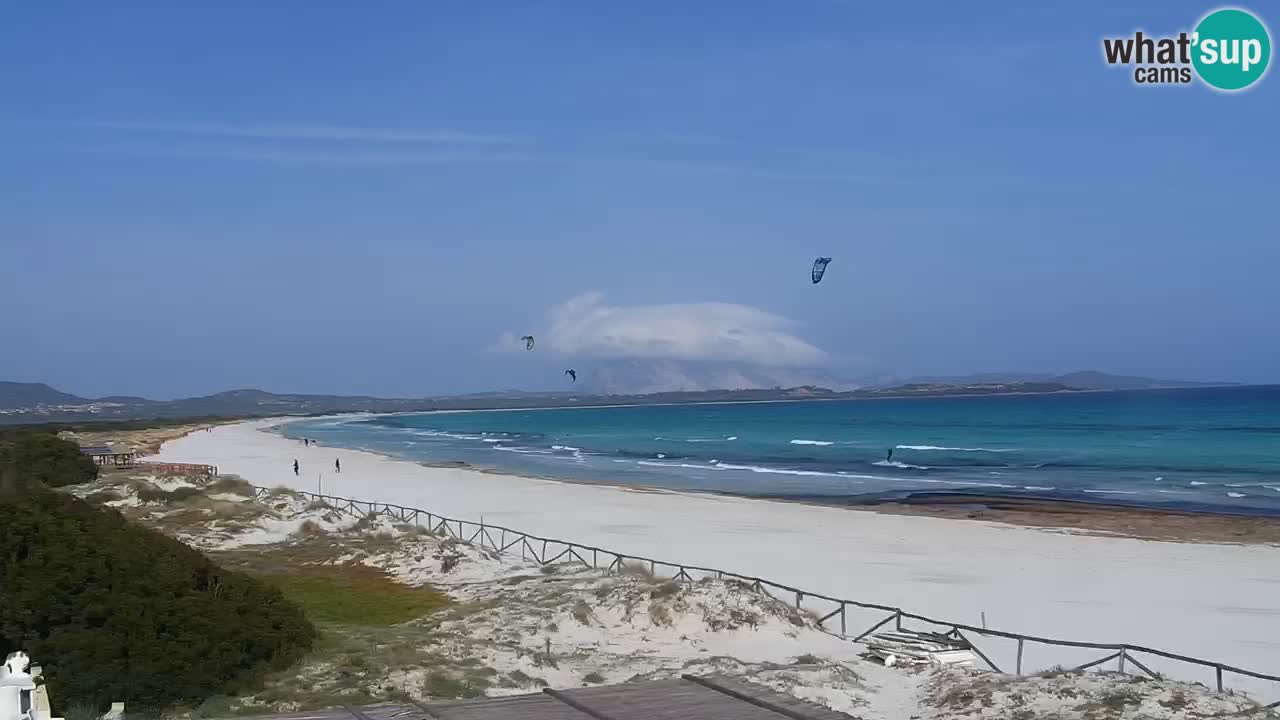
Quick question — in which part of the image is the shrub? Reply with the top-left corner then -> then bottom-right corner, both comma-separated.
0,428 -> 98,490
207,476 -> 254,497
0,490 -> 316,711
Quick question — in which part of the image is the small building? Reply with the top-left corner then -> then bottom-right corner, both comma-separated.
79,445 -> 135,468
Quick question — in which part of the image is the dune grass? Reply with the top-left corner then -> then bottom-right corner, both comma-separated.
258,565 -> 448,625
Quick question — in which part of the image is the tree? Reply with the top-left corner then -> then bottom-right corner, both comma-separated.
0,490 -> 315,711
0,428 -> 98,489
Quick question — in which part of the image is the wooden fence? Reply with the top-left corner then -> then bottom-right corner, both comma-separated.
138,461 -> 218,477
252,485 -> 1280,708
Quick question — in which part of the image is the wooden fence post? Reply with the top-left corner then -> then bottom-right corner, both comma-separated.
1016,639 -> 1024,676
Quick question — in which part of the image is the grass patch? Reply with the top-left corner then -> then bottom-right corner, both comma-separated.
423,672 -> 485,700
504,670 -> 546,688
795,654 -> 821,665
649,581 -> 680,600
1159,689 -> 1189,711
193,695 -> 235,718
1096,688 -> 1143,711
258,566 -> 448,625
208,476 -> 255,496
63,703 -> 101,720
294,519 -> 327,537
135,484 -> 206,504
84,490 -> 122,504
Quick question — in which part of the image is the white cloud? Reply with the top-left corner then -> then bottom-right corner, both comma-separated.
539,292 -> 828,367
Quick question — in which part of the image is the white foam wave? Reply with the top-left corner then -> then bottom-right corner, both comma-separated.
790,439 -> 834,446
1154,476 -> 1164,482
491,446 -> 553,455
715,463 -> 845,478
1189,481 -> 1207,486
906,478 -> 1017,489
873,460 -> 930,470
637,460 -> 721,471
1227,492 -> 1247,498
896,445 -> 1015,452
1022,485 -> 1055,491
1082,489 -> 1139,495
550,445 -> 581,451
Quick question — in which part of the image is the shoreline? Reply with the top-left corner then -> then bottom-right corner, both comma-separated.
145,418 -> 1280,696
274,415 -> 1280,544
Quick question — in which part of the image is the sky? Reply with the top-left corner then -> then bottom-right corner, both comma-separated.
1,1 -> 1278,399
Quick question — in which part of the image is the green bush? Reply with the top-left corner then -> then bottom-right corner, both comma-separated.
135,484 -> 205,504
0,428 -> 98,490
0,490 -> 316,710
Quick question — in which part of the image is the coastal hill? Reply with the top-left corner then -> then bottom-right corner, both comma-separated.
0,371 -> 1226,425
884,370 -> 1222,391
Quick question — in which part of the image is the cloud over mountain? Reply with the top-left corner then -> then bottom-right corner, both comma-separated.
539,292 -> 828,367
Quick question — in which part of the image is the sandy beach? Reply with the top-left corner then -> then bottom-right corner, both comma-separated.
147,418 -> 1280,699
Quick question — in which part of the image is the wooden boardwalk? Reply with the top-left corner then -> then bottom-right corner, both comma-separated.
228,676 -> 855,720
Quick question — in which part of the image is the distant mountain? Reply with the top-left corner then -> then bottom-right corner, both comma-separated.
0,382 -> 89,410
582,359 -> 864,395
885,371 -> 1229,392
0,370 -> 1240,425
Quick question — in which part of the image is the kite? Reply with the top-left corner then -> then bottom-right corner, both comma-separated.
564,369 -> 577,382
811,257 -> 832,284
521,335 -> 535,351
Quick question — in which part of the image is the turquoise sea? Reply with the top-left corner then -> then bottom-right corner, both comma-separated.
284,386 -> 1280,515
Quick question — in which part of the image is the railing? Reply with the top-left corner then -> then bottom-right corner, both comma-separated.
252,485 -> 1280,708
138,461 -> 218,477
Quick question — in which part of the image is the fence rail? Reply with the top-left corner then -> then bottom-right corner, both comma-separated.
252,485 -> 1280,708
139,461 -> 218,477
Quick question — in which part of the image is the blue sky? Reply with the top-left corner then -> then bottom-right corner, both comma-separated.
1,1 -> 1277,398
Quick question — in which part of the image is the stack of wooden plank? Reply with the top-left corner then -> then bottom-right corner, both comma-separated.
864,630 -> 977,667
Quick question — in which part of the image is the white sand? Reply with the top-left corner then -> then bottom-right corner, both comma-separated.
147,418 -> 1280,700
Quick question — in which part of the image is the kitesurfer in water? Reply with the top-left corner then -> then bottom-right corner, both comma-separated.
886,447 -> 894,463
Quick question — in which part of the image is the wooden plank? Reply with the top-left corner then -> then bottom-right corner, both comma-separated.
682,674 -> 856,719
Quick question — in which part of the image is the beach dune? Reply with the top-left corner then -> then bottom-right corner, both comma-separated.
148,419 -> 1280,699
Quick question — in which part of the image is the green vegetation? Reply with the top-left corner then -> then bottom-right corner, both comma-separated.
259,567 -> 448,625
0,489 -> 316,711
0,427 -> 97,493
135,484 -> 206,504
207,476 -> 255,496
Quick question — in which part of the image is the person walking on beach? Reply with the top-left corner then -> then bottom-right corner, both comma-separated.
886,447 -> 894,463
293,459 -> 299,476
304,438 -> 309,447
335,458 -> 341,474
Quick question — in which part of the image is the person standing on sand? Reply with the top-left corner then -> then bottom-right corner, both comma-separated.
293,459 -> 299,476
335,458 -> 341,474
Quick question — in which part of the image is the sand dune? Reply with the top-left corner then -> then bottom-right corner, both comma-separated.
146,418 -> 1280,701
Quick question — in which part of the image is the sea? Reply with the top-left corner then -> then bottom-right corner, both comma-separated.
282,385 -> 1280,516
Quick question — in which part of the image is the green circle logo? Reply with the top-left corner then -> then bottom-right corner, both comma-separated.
1192,8 -> 1271,91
